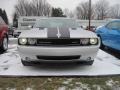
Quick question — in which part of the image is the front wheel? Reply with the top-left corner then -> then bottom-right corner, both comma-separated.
0,36 -> 8,52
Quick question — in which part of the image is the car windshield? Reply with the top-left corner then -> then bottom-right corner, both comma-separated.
33,19 -> 79,28
108,21 -> 120,30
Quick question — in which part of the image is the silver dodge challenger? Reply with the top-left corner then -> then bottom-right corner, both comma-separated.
18,18 -> 100,66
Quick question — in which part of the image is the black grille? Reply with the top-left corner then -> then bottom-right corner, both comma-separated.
36,39 -> 80,46
37,55 -> 80,60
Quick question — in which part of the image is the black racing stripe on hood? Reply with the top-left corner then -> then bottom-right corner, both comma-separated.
47,27 -> 70,39
47,28 -> 58,38
59,27 -> 70,39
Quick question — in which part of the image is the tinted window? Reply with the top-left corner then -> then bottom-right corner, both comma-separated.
34,19 -> 79,28
106,21 -> 120,30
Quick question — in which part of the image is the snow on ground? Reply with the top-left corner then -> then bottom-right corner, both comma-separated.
0,38 -> 120,77
96,50 -> 120,66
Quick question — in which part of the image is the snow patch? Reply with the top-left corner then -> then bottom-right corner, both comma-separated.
106,79 -> 120,90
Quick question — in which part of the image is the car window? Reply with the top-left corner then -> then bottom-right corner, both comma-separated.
106,21 -> 120,30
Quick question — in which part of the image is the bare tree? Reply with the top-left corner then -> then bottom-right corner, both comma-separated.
109,4 -> 120,19
15,0 -> 52,16
68,11 -> 75,18
75,1 -> 94,20
63,8 -> 75,18
64,8 -> 69,17
94,0 -> 109,20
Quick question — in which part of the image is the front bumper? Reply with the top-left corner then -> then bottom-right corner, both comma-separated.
18,45 -> 99,62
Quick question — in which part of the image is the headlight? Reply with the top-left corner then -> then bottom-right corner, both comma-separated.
80,38 -> 89,45
19,38 -> 27,45
90,38 -> 98,45
28,38 -> 36,45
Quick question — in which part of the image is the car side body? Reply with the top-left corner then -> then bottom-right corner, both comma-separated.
18,18 -> 100,66
96,20 -> 120,51
0,16 -> 8,53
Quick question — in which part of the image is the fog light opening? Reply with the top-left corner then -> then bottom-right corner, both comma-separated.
26,57 -> 31,61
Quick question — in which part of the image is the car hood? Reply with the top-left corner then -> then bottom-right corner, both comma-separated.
19,27 -> 98,38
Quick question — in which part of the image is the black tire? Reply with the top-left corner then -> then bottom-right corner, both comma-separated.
77,60 -> 94,65
21,60 -> 31,66
0,36 -> 8,52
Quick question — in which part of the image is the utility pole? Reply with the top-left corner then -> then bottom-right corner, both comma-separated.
89,0 -> 91,30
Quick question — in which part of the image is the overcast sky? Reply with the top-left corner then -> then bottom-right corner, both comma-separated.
0,0 -> 120,23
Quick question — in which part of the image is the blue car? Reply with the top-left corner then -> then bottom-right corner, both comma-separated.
96,20 -> 120,51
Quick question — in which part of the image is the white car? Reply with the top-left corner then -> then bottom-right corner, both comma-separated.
13,27 -> 30,38
18,18 -> 100,66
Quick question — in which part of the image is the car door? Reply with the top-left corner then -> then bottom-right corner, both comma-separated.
106,21 -> 120,50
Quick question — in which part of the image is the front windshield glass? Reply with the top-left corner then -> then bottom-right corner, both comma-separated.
34,19 -> 79,28
108,21 -> 120,30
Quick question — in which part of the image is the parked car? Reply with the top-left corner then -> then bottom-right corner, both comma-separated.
96,20 -> 120,51
18,18 -> 100,66
86,26 -> 96,32
0,17 -> 8,52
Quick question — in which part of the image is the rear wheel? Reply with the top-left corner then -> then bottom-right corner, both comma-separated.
0,36 -> 8,52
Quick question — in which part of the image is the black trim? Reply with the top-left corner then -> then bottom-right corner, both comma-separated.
47,27 -> 70,39
37,55 -> 81,60
37,39 -> 81,46
59,27 -> 70,39
47,28 -> 58,38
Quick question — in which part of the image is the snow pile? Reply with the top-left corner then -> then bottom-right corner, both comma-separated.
96,50 -> 120,66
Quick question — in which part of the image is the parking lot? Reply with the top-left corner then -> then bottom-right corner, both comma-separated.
0,38 -> 119,77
